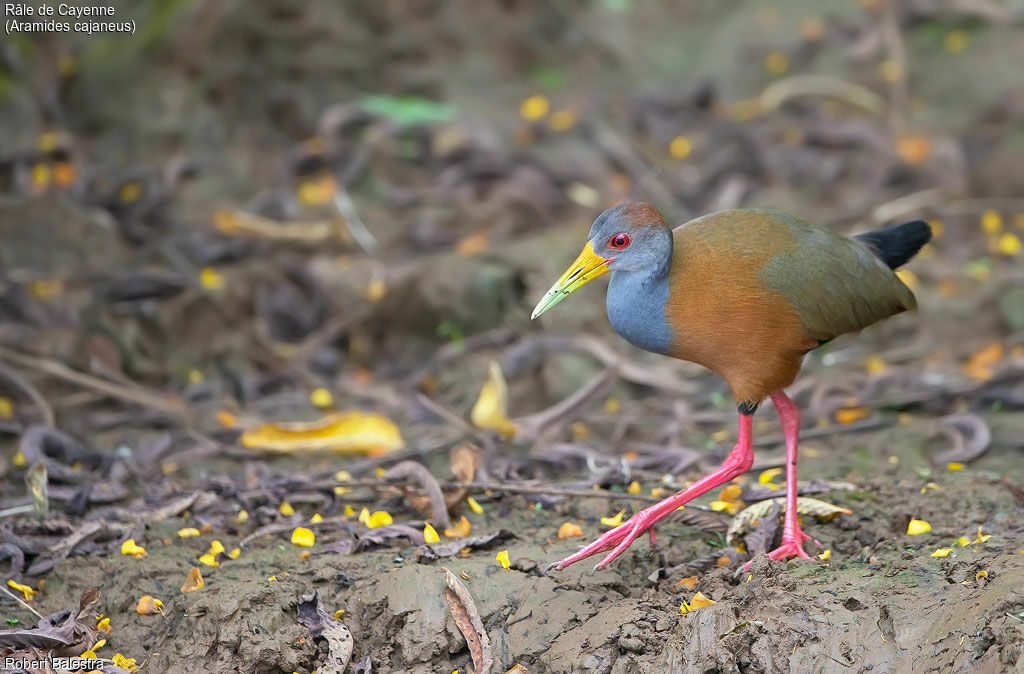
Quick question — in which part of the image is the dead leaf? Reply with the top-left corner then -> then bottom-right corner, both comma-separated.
137,595 -> 165,616
673,575 -> 699,591
417,529 -> 516,562
25,462 -> 48,519
741,502 -> 780,558
181,566 -> 204,593
727,497 -> 851,545
470,362 -> 517,437
297,591 -> 353,674
382,461 -> 451,529
240,411 -> 404,455
0,609 -> 76,649
557,522 -> 583,538
442,567 -> 493,674
930,414 -> 991,466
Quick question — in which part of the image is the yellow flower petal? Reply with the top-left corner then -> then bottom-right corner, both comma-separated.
835,406 -> 870,424
423,523 -> 440,544
600,509 -> 626,527
444,515 -> 471,538
981,209 -> 1003,233
758,468 -> 783,486
181,567 -> 204,593
199,267 -> 224,291
120,539 -> 147,557
367,511 -> 393,529
997,233 -> 1022,256
626,481 -> 641,495
279,501 -> 295,516
235,509 -> 249,524
344,505 -> 356,517
228,547 -> 240,559
11,450 -> 27,466
240,411 -> 404,455
291,527 -> 315,547
7,580 -> 36,600
669,135 -> 692,160
818,549 -> 832,561
947,462 -> 963,471
466,496 -> 484,514
198,553 -> 219,567
137,595 -> 164,616
688,591 -> 716,609
907,518 -> 932,535
177,528 -> 201,538
358,507 -> 370,525
944,29 -> 969,54
310,388 -> 334,408
520,95 -> 549,121
209,540 -> 225,556
496,549 -> 510,570
931,548 -> 952,557
557,521 -> 583,538
112,653 -> 138,670
470,361 -> 517,438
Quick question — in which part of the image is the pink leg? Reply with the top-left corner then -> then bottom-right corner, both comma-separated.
766,391 -> 810,560
548,414 -> 755,573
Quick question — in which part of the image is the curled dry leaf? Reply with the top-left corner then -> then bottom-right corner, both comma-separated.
727,497 -> 851,545
240,411 -> 403,455
297,591 -> 353,674
137,595 -> 164,615
0,609 -> 76,649
25,462 -> 48,519
470,361 -> 517,438
442,566 -> 493,674
741,502 -> 780,558
382,460 -> 452,529
416,529 -> 516,563
181,566 -> 204,593
930,413 -> 991,466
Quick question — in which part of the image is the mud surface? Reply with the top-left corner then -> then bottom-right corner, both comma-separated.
2,1 -> 1024,673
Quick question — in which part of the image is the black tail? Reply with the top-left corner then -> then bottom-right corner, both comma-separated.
856,219 -> 932,269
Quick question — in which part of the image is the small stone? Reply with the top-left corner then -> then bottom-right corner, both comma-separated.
512,557 -> 537,573
655,616 -> 676,632
618,636 -> 645,654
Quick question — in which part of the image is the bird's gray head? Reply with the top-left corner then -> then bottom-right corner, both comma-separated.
531,201 -> 672,319
588,201 -> 673,272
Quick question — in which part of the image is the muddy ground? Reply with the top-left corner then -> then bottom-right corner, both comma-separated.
2,1 -> 1024,673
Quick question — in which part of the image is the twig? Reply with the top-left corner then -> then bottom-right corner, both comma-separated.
0,345 -> 186,421
0,361 -> 55,427
0,585 -> 43,620
758,75 -> 886,116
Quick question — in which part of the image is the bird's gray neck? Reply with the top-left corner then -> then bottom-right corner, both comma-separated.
606,260 -> 674,355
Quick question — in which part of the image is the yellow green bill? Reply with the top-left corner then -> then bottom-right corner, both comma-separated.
531,241 -> 611,319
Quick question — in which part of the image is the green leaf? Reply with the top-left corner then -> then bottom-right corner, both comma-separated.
361,95 -> 455,127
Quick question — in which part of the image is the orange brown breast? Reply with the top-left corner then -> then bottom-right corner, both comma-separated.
664,209 -> 915,404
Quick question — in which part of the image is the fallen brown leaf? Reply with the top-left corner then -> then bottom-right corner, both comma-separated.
442,567 -> 492,674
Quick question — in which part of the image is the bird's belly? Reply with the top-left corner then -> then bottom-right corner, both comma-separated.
606,273 -> 674,355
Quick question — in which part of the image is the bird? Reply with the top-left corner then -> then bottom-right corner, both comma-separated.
532,202 -> 930,572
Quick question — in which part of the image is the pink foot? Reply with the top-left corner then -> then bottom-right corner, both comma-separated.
547,512 -> 652,573
767,533 -> 812,561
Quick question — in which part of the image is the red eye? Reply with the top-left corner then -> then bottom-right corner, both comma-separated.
608,232 -> 631,249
